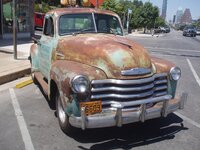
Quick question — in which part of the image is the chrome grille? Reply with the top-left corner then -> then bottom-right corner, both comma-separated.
91,73 -> 168,107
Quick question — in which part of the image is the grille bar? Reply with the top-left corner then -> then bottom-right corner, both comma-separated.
91,89 -> 154,99
91,73 -> 167,85
91,73 -> 168,103
154,79 -> 167,85
154,85 -> 168,91
91,83 -> 154,92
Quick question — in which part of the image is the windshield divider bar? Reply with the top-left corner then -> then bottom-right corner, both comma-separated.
92,13 -> 97,32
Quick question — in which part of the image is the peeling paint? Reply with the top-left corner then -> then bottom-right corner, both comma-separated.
31,8 -> 179,119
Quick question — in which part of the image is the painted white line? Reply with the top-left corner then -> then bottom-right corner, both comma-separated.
174,112 -> 200,129
145,47 -> 200,53
187,58 -> 200,87
9,88 -> 35,150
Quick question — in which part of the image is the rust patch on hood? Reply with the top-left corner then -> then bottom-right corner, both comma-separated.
56,34 -> 152,79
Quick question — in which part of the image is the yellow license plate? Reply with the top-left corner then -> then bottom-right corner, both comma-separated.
80,101 -> 102,115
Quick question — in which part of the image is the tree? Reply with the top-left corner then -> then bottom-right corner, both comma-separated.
101,0 -> 161,32
118,0 -> 137,28
101,0 -> 121,14
192,18 -> 200,28
155,17 -> 166,27
136,2 -> 159,33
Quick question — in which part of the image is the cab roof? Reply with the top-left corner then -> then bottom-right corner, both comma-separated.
47,7 -> 118,17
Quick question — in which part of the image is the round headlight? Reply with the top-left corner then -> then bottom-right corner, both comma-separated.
170,67 -> 181,81
71,75 -> 90,93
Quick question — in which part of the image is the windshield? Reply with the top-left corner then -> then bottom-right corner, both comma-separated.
59,13 -> 123,36
94,14 -> 123,35
59,13 -> 95,35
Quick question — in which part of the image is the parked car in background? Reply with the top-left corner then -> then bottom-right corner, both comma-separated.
34,12 -> 45,30
183,26 -> 196,37
152,26 -> 170,34
195,28 -> 200,35
159,26 -> 170,33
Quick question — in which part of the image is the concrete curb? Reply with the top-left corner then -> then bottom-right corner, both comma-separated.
128,33 -> 167,38
0,48 -> 13,54
0,67 -> 31,85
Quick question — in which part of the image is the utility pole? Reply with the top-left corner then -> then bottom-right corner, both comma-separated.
127,8 -> 132,31
13,0 -> 17,59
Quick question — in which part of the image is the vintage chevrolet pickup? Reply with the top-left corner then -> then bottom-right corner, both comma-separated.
30,7 -> 187,134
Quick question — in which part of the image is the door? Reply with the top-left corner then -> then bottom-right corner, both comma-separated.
38,15 -> 57,80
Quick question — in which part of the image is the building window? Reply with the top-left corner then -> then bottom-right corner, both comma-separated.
2,0 -> 30,33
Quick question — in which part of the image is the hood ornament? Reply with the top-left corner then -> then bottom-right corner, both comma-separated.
121,68 -> 151,76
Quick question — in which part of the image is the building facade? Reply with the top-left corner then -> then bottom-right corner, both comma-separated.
0,0 -> 34,39
175,8 -> 183,24
173,15 -> 176,24
180,8 -> 192,24
161,0 -> 167,20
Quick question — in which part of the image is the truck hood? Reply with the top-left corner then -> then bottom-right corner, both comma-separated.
56,34 -> 152,78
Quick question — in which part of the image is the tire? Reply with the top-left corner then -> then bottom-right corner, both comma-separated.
56,91 -> 75,134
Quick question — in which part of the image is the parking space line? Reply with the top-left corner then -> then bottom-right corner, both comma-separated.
9,88 -> 35,150
175,112 -> 200,129
145,47 -> 200,53
187,58 -> 200,87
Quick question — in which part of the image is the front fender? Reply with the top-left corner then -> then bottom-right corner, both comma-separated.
151,56 -> 178,98
30,44 -> 39,71
50,60 -> 107,116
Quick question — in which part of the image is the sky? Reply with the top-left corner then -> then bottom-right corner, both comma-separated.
141,0 -> 200,21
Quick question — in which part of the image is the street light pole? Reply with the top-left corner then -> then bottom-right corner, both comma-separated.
127,9 -> 132,31
13,0 -> 17,59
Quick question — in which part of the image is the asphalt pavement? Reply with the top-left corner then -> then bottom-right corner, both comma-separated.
1,30 -> 200,150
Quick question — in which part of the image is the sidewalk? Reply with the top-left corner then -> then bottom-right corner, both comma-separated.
0,39 -> 32,85
129,31 -> 165,37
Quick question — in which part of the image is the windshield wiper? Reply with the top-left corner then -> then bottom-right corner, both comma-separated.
72,28 -> 95,36
98,27 -> 122,35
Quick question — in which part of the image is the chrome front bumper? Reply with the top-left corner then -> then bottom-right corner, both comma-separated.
69,93 -> 188,130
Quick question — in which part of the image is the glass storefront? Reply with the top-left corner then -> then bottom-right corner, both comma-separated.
0,0 -> 34,38
0,0 -> 2,37
2,0 -> 29,33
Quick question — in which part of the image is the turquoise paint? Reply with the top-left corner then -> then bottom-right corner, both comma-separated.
38,36 -> 58,80
109,50 -> 126,68
167,78 -> 177,98
31,49 -> 39,71
65,95 -> 80,117
97,59 -> 111,77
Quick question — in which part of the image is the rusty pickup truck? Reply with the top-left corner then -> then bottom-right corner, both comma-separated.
30,8 -> 187,134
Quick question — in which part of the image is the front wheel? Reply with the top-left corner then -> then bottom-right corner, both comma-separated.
56,91 -> 74,134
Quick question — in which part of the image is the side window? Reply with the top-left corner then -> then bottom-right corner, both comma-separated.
43,17 -> 54,37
